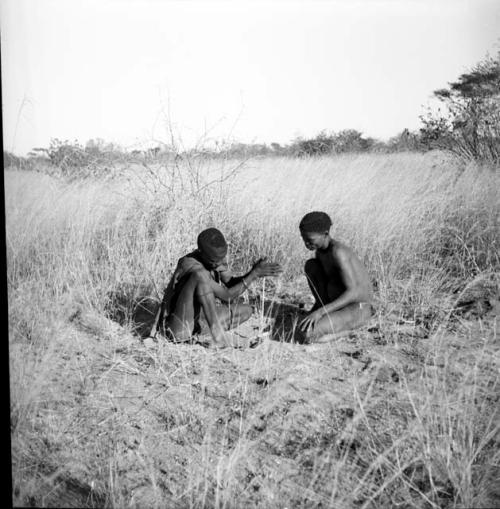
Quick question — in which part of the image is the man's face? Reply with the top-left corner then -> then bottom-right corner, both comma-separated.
199,250 -> 226,269
300,230 -> 328,251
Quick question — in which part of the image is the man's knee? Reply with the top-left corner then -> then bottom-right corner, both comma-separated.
192,271 -> 213,298
227,303 -> 252,325
358,302 -> 373,324
235,303 -> 253,322
320,302 -> 372,336
304,258 -> 321,277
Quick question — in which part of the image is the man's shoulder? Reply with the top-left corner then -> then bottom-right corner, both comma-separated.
177,252 -> 207,273
331,240 -> 351,253
328,240 -> 356,262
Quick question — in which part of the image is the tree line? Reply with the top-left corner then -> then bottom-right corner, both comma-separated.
4,49 -> 499,172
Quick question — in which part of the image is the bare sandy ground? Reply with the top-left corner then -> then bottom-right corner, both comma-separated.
11,283 -> 500,508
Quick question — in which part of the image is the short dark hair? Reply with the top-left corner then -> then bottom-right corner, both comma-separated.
197,228 -> 228,259
299,211 -> 332,233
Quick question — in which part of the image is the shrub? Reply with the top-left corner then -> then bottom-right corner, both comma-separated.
420,51 -> 500,163
40,138 -> 131,179
290,130 -> 375,157
3,151 -> 34,171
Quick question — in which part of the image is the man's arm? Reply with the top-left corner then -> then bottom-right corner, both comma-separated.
193,268 -> 257,344
320,250 -> 365,313
220,269 -> 253,289
212,273 -> 255,301
299,249 -> 367,333
216,258 -> 282,301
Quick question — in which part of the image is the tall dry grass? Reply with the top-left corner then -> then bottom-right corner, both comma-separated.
7,152 -> 500,507
7,152 -> 498,332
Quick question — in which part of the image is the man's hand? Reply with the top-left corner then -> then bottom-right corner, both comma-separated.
299,308 -> 324,334
212,330 -> 252,349
252,257 -> 283,278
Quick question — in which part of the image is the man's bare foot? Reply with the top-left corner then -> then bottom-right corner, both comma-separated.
211,331 -> 263,349
305,332 -> 342,344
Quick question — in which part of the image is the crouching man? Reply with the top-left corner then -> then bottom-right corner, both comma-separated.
154,228 -> 282,347
298,211 -> 374,342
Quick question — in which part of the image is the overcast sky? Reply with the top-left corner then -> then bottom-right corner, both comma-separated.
1,0 -> 499,155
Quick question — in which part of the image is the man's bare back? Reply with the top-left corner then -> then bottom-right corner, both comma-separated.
298,212 -> 374,341
315,239 -> 373,305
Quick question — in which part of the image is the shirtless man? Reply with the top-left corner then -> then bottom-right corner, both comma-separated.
298,211 -> 373,342
155,228 -> 282,347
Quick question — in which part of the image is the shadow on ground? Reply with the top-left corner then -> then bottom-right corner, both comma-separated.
105,289 -> 159,339
105,287 -> 310,344
252,298 -> 308,344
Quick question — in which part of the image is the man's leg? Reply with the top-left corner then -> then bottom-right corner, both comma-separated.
163,272 -> 201,341
306,302 -> 373,342
197,301 -> 253,335
305,259 -> 346,309
304,259 -> 329,311
196,288 -> 254,347
164,271 -> 252,342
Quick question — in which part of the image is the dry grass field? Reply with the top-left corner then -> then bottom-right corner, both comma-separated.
7,152 -> 500,508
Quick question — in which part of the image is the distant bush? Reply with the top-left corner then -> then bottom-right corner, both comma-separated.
4,151 -> 21,168
194,142 -> 273,159
291,131 -> 334,157
46,138 -> 90,170
31,138 -> 133,179
84,138 -> 127,162
386,129 -> 424,153
290,129 -> 376,157
3,151 -> 34,171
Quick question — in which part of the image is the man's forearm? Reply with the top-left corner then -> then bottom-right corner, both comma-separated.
225,269 -> 258,299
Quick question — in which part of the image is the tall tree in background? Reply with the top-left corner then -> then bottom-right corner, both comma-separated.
420,51 -> 500,163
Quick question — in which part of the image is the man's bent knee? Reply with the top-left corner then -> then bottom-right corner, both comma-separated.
307,302 -> 373,341
194,276 -> 213,299
232,303 -> 252,323
358,302 -> 373,324
339,301 -> 373,330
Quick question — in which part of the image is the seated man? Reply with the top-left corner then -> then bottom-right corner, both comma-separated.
298,211 -> 374,342
154,228 -> 282,347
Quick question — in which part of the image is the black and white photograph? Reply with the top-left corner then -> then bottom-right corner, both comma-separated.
3,0 -> 500,507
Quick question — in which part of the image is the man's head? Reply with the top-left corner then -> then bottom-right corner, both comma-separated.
197,228 -> 228,268
299,211 -> 332,251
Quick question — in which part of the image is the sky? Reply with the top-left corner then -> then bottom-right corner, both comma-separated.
1,0 -> 499,155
